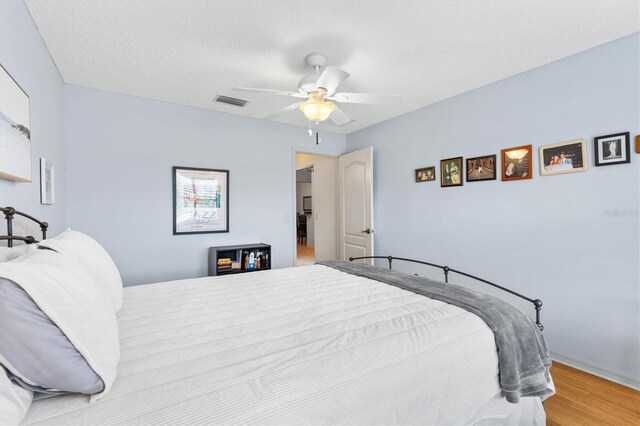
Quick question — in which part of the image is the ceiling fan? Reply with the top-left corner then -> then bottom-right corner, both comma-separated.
233,52 -> 402,126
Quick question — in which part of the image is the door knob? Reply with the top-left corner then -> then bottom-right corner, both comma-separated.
361,229 -> 373,234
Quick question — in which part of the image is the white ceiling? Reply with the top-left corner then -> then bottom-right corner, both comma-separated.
25,0 -> 639,135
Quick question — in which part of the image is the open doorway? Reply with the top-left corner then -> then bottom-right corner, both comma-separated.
294,152 -> 338,266
295,165 -> 315,266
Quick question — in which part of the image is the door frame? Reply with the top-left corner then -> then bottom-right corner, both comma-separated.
291,146 -> 341,266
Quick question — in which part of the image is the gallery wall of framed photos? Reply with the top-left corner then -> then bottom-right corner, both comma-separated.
348,33 -> 639,390
414,132 -> 633,187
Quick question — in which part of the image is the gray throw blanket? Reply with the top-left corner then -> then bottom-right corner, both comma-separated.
318,260 -> 552,403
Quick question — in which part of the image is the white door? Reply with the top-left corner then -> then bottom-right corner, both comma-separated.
338,147 -> 374,263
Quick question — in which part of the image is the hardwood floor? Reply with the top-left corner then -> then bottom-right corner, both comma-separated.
295,244 -> 315,266
545,362 -> 640,425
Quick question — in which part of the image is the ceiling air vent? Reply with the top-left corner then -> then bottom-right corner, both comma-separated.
214,95 -> 248,107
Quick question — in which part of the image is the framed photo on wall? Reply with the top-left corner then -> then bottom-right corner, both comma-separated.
303,196 -> 312,213
173,166 -> 229,235
415,166 -> 436,182
0,64 -> 31,182
501,145 -> 532,181
539,139 -> 588,176
40,158 -> 54,204
440,157 -> 463,187
466,155 -> 496,182
594,132 -> 630,166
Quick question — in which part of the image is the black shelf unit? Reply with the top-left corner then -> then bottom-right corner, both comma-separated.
208,243 -> 271,276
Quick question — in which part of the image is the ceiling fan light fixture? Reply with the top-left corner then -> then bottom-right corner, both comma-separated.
299,99 -> 335,122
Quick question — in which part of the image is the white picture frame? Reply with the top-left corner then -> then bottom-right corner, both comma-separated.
539,139 -> 588,176
0,64 -> 31,182
40,158 -> 55,204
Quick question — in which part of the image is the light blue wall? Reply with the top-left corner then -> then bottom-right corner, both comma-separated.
347,33 -> 640,385
0,0 -> 65,237
5,0 -> 638,387
63,85 -> 346,286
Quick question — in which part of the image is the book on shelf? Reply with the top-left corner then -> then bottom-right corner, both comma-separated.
217,258 -> 232,266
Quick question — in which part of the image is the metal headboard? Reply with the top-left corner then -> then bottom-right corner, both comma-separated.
349,255 -> 544,331
0,207 -> 48,247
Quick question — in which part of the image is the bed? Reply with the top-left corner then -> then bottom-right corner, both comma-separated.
0,207 -> 553,425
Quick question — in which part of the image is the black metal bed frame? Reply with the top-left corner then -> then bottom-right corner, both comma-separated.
0,207 -> 48,247
349,255 -> 544,331
0,206 -> 544,330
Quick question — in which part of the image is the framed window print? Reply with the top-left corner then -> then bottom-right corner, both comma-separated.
539,139 -> 588,176
173,166 -> 229,235
594,132 -> 631,166
501,145 -> 532,181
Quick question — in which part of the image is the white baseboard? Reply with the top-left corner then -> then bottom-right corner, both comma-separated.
550,351 -> 640,391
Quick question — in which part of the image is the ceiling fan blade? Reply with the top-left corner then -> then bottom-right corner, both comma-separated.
329,104 -> 352,126
233,87 -> 305,98
328,92 -> 402,105
314,66 -> 350,95
265,102 -> 302,120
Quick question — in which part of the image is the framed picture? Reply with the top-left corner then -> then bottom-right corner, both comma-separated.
540,139 -> 588,176
501,145 -> 532,181
415,166 -> 436,182
466,155 -> 496,182
173,166 -> 229,235
40,158 -> 54,205
440,157 -> 463,187
594,132 -> 631,166
303,196 -> 312,213
0,64 -> 31,182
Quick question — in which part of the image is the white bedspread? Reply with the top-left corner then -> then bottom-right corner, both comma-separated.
23,265 -> 544,425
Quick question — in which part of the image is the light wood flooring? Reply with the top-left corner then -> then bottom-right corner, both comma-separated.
546,362 -> 640,425
295,244 -> 315,266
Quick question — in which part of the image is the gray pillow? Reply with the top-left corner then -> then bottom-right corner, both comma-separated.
0,278 -> 104,394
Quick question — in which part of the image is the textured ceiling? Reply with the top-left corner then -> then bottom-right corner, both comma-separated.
25,0 -> 639,134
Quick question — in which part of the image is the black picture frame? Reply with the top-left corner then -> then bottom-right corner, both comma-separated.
415,166 -> 436,182
466,155 -> 497,182
302,196 -> 312,213
173,166 -> 229,235
594,132 -> 631,167
440,157 -> 463,187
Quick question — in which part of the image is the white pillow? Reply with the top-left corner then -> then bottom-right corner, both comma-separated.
0,249 -> 120,402
39,230 -> 123,312
0,366 -> 33,426
0,244 -> 37,262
